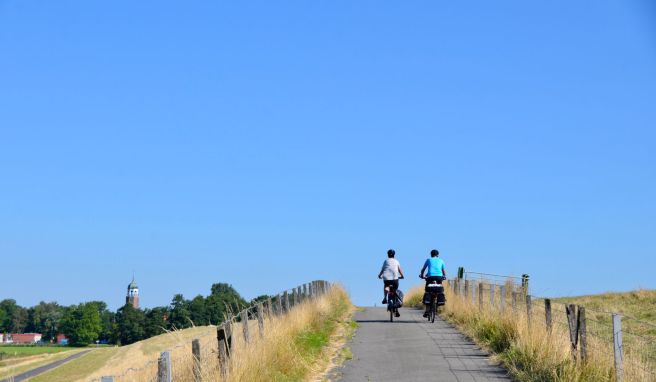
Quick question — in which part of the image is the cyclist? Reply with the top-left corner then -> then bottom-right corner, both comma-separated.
419,249 -> 446,317
378,249 -> 405,309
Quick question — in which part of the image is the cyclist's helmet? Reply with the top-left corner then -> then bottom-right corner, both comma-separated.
430,249 -> 439,257
387,249 -> 396,257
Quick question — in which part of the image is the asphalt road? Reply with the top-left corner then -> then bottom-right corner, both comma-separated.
0,349 -> 92,382
334,307 -> 512,382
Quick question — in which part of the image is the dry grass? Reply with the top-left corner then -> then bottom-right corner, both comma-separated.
33,286 -> 352,382
404,282 -> 655,382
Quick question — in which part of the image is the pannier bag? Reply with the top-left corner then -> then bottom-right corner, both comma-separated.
437,292 -> 446,306
424,283 -> 447,306
394,289 -> 404,308
423,292 -> 432,305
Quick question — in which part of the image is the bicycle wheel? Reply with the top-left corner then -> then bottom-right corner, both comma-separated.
389,306 -> 394,322
430,300 -> 436,323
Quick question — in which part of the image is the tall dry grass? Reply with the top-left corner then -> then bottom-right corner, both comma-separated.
81,286 -> 351,382
404,281 -> 654,382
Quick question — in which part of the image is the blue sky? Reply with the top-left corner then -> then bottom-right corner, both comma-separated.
1,1 -> 655,309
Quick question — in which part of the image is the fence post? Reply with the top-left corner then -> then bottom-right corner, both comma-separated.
217,324 -> 230,377
511,291 -> 517,311
240,310 -> 250,344
303,284 -> 308,300
525,295 -> 532,329
566,304 -> 578,362
283,291 -> 289,312
101,377 -> 114,382
613,313 -> 624,382
192,339 -> 201,382
521,274 -> 530,296
464,280 -> 470,300
478,283 -> 484,311
489,285 -> 495,307
472,281 -> 476,305
500,285 -> 506,313
157,351 -> 172,382
544,299 -> 552,334
266,298 -> 273,318
578,306 -> 587,363
297,286 -> 303,302
256,303 -> 265,337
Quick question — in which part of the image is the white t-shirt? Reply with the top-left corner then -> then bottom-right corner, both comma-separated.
380,258 -> 401,280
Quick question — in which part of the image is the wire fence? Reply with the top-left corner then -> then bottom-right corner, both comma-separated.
448,272 -> 656,382
90,280 -> 332,382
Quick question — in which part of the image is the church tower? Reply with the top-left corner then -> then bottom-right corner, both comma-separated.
126,276 -> 140,309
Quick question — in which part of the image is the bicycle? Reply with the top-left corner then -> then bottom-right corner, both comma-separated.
386,276 -> 404,322
421,276 -> 445,323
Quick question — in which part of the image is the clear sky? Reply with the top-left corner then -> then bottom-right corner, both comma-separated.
1,1 -> 655,309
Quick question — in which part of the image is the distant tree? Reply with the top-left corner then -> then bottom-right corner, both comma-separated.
26,302 -> 62,341
206,283 -> 247,325
250,295 -> 271,305
188,295 -> 208,326
115,304 -> 145,345
169,294 -> 191,329
0,299 -> 28,333
60,302 -> 102,346
144,307 -> 169,338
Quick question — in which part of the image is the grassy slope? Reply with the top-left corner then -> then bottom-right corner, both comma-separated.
552,289 -> 656,337
30,326 -> 212,382
32,287 -> 353,382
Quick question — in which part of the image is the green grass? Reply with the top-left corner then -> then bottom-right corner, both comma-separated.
29,348 -> 115,382
0,348 -> 86,380
0,345 -> 72,359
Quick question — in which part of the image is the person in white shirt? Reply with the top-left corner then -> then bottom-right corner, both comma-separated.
378,249 -> 405,304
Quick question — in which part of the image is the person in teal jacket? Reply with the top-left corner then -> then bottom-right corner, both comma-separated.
419,249 -> 446,317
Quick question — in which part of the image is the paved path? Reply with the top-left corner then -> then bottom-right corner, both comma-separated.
334,307 -> 512,382
0,349 -> 92,382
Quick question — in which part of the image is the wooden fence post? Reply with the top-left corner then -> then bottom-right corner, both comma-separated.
544,299 -> 552,333
500,285 -> 506,313
613,313 -> 624,382
283,291 -> 289,312
303,284 -> 308,300
489,285 -> 495,307
240,310 -> 250,343
217,324 -> 230,377
578,306 -> 587,363
256,303 -> 265,337
192,339 -> 201,382
478,283 -> 484,311
464,280 -> 469,299
511,291 -> 517,311
525,295 -> 532,329
566,304 -> 578,362
297,286 -> 303,302
471,281 -> 476,305
157,351 -> 172,382
265,298 -> 273,318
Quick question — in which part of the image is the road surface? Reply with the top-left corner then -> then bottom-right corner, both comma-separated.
334,307 -> 512,382
0,349 -> 92,382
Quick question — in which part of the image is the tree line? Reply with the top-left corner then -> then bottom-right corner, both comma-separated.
0,282 -> 267,346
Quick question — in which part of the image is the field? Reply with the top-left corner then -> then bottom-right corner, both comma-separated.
31,285 -> 353,382
0,345 -> 84,380
405,283 -> 656,382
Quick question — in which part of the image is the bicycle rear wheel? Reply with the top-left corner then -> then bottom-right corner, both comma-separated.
430,300 -> 436,323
